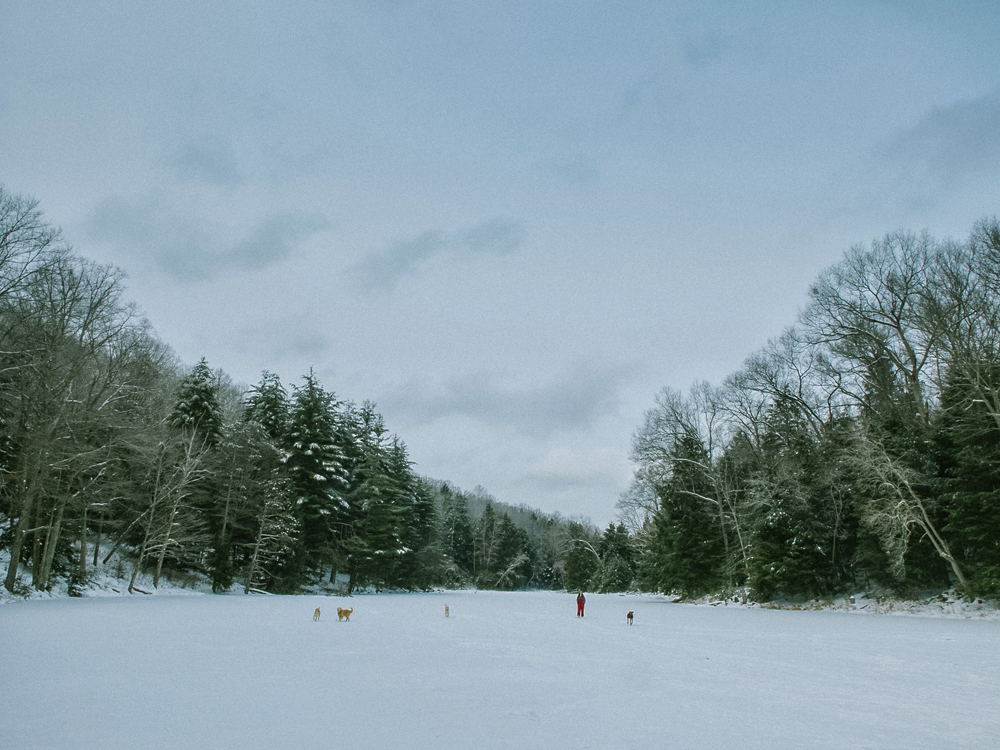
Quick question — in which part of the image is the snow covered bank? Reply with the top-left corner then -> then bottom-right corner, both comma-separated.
2,590 -> 998,749
4,548 -> 998,623
677,590 -> 1000,621
0,549 -> 216,604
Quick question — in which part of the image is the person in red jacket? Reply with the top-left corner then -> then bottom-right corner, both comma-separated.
576,591 -> 586,617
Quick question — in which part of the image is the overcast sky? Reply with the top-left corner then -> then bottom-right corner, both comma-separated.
3,1 -> 1000,526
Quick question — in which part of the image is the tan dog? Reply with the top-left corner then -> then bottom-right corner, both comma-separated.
445,604 -> 450,618
313,607 -> 321,622
626,610 -> 634,625
337,606 -> 353,622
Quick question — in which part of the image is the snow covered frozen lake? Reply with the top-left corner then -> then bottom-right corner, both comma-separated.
2,590 -> 998,749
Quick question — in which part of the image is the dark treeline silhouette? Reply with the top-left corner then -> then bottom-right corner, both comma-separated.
426,479 -> 626,591
0,186 -> 599,596
621,220 -> 1000,601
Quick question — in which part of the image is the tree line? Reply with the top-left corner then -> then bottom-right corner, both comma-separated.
0,186 -> 601,596
10,184 -> 993,602
429,480 -> 631,591
621,220 -> 1000,600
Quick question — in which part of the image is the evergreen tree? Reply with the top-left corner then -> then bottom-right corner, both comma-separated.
169,358 -> 223,449
284,370 -> 349,579
746,394 -> 836,600
389,441 -> 438,588
473,503 -> 501,585
936,366 -> 1000,595
347,450 -> 406,590
165,359 -> 225,587
594,523 -> 635,592
343,403 -> 417,590
437,484 -> 474,583
815,416 -> 863,589
243,474 -> 300,593
492,513 -> 532,589
714,430 -> 761,587
859,359 -> 951,590
208,418 -> 286,593
244,371 -> 290,444
639,431 -> 723,597
526,514 -> 562,590
563,521 -> 600,591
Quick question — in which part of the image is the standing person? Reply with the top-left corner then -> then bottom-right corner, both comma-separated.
577,591 -> 586,617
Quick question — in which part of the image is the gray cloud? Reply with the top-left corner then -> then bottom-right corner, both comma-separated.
352,218 -> 526,291
172,137 -> 244,187
534,153 -> 600,184
382,362 -> 629,437
228,214 -> 328,272
237,319 -> 331,362
882,90 -> 1000,184
514,467 -> 630,526
681,31 -> 731,69
87,196 -> 327,281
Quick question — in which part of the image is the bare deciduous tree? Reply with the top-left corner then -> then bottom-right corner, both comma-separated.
802,232 -> 942,426
853,431 -> 966,588
3,248 -> 143,592
630,383 -> 748,585
926,219 -> 1000,431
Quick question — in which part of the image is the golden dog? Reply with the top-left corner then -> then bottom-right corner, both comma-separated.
337,606 -> 353,622
313,607 -> 321,622
445,604 -> 450,618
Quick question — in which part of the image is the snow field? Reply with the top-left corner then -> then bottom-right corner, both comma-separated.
2,590 -> 998,749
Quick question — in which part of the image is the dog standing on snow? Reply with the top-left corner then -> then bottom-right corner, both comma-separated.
445,604 -> 450,618
313,607 -> 321,622
626,610 -> 634,625
337,607 -> 353,622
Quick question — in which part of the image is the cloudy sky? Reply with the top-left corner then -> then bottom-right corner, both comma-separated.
3,1 -> 1000,526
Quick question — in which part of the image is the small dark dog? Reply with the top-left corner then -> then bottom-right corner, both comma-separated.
626,610 -> 634,625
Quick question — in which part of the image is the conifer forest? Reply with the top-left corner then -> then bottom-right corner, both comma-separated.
2,184 -> 999,601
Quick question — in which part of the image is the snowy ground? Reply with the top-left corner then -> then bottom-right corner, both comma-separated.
2,590 -> 998,749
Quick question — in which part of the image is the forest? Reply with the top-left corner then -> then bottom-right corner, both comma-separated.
0,186 -> 603,597
2,182 -> 998,602
621,219 -> 1000,601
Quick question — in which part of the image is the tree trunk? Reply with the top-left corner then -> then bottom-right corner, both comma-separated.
244,524 -> 264,594
129,483 -> 162,594
715,495 -> 731,587
220,468 -> 235,540
913,497 -> 967,589
128,539 -> 147,594
153,500 -> 179,589
79,503 -> 89,579
3,489 -> 32,591
30,494 -> 51,589
92,510 -> 103,567
862,436 -> 969,591
102,508 -> 150,565
36,494 -> 68,590
725,497 -> 752,581
3,433 -> 39,591
31,523 -> 42,584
